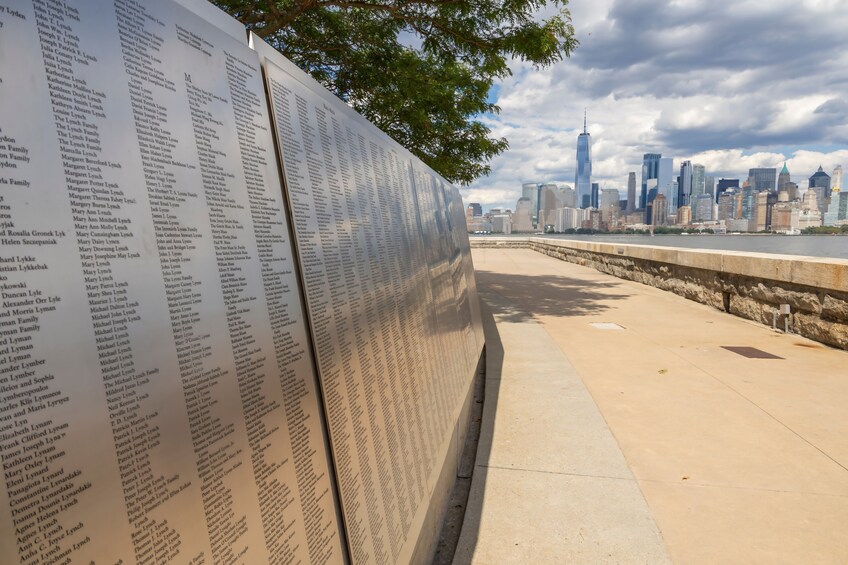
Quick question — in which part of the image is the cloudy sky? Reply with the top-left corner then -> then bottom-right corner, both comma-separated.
460,0 -> 848,211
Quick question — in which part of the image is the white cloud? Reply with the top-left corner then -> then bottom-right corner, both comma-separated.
461,0 -> 848,211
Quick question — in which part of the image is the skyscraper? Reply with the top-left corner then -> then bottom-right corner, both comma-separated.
575,111 -> 592,209
626,172 -> 636,213
640,153 -> 661,210
678,160 -> 693,208
777,162 -> 790,192
522,182 -> 541,222
809,165 -> 831,213
658,158 -> 674,211
748,168 -> 777,192
651,194 -> 668,226
591,182 -> 599,209
832,165 -> 843,191
716,178 -> 740,202
692,164 -> 706,198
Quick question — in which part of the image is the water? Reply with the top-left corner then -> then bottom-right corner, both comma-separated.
533,234 -> 848,260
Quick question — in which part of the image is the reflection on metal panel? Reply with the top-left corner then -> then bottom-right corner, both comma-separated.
0,1 -> 342,563
254,33 -> 484,564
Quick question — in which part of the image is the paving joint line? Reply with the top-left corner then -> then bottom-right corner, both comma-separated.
477,463 -> 635,482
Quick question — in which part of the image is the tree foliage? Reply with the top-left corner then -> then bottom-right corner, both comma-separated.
213,0 -> 577,184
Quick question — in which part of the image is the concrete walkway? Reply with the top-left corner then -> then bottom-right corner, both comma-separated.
454,248 -> 848,565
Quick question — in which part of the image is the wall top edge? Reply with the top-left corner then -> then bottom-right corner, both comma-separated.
469,236 -> 848,291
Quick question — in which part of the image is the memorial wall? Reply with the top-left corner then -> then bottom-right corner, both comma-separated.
0,1 -> 483,563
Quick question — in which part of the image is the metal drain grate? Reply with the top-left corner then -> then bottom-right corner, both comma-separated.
590,323 -> 624,330
721,346 -> 783,359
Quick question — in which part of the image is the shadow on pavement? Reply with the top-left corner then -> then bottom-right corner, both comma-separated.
474,270 -> 631,323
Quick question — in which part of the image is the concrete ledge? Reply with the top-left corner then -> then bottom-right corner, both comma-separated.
469,236 -> 848,350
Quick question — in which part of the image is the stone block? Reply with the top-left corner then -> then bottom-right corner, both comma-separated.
721,253 -> 793,283
793,312 -> 848,350
676,249 -> 723,271
791,259 -> 848,293
822,294 -> 848,322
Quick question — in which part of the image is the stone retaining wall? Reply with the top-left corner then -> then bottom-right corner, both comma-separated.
471,237 -> 848,350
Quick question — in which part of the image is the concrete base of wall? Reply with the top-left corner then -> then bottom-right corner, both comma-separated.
471,237 -> 848,351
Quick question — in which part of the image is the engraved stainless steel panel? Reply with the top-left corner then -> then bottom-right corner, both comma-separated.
253,34 -> 485,564
0,1 -> 343,563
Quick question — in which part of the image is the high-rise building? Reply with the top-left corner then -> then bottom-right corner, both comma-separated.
626,172 -> 636,213
748,167 -> 777,192
575,111 -> 592,209
716,178 -> 740,202
521,183 -> 540,220
658,157 -> 674,211
692,164 -> 706,198
591,182 -> 599,209
777,162 -> 791,192
651,194 -> 668,225
468,202 -> 482,217
784,182 -> 799,201
751,191 -> 769,231
741,184 -> 755,219
717,190 -> 738,221
678,160 -> 693,208
694,193 -> 714,222
833,165 -> 843,191
600,188 -> 620,225
513,197 -> 534,232
677,205 -> 692,226
540,185 -> 564,227
640,153 -> 662,210
705,176 -> 715,198
809,165 -> 831,213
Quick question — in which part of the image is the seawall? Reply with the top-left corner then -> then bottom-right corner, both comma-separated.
471,237 -> 848,350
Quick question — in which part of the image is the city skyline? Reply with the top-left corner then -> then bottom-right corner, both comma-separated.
459,0 -> 848,211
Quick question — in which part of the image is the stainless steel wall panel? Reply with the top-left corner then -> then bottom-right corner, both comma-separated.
0,1 -> 342,563
254,33 -> 484,564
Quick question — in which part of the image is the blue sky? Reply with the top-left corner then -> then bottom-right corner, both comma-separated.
461,0 -> 848,211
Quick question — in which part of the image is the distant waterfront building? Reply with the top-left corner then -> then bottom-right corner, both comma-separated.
716,178 -> 740,203
540,185 -> 565,227
692,164 -> 706,198
575,111 -> 592,209
521,183 -> 540,220
513,197 -> 534,232
741,185 -> 755,219
748,167 -> 777,192
784,182 -> 800,201
809,165 -> 831,214
751,191 -> 769,231
627,172 -> 636,213
678,160 -> 693,208
717,190 -> 737,221
554,207 -> 585,232
491,214 -> 512,234
658,157 -> 674,211
651,194 -> 668,225
705,175 -> 715,199
770,202 -> 799,233
833,165 -> 843,191
694,193 -> 714,222
600,188 -> 621,225
640,153 -> 662,210
591,182 -> 600,209
777,162 -> 791,192
677,205 -> 692,226
469,202 -> 482,217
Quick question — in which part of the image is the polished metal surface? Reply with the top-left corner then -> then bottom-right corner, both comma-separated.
254,34 -> 485,564
0,1 -> 342,563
